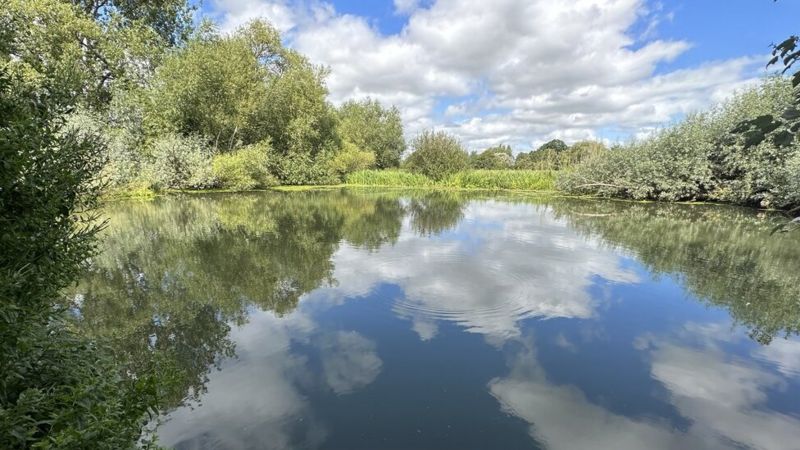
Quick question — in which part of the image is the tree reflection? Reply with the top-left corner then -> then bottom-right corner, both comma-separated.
550,199 -> 800,344
408,191 -> 466,236
72,190 -> 411,409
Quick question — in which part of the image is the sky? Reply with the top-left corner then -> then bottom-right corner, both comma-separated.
197,0 -> 800,152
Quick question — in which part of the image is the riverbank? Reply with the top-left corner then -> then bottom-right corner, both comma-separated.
103,169 -> 559,200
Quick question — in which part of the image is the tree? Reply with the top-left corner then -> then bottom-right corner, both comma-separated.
405,130 -> 469,180
144,20 -> 279,150
337,98 -> 406,168
2,0 -> 182,107
0,61 -> 159,448
539,139 -> 568,152
515,139 -> 569,170
72,0 -> 195,46
471,144 -> 513,169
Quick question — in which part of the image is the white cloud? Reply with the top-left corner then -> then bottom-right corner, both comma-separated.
211,0 -> 296,33
393,0 -> 421,15
207,0 -> 765,151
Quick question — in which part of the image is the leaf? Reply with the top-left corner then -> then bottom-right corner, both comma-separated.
772,130 -> 794,147
767,55 -> 780,67
782,108 -> 800,120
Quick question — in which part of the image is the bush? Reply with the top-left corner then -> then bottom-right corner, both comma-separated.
328,142 -> 376,180
149,133 -> 216,190
0,69 -> 158,449
558,77 -> 798,207
405,130 -> 469,181
470,145 -> 513,169
268,151 -> 340,185
212,142 -> 278,191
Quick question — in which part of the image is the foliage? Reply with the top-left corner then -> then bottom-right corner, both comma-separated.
73,0 -> 195,46
559,77 -> 798,209
470,145 -> 513,169
516,140 -> 604,170
149,133 -> 216,190
539,139 -> 568,152
405,130 -> 469,181
732,34 -> 799,148
328,141 -> 376,179
2,0 -> 174,107
0,65 -> 158,448
144,21 -> 280,150
212,142 -> 278,191
263,151 -> 335,185
337,98 -> 405,169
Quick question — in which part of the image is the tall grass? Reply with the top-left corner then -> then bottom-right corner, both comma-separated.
346,169 -> 556,190
442,170 -> 556,190
346,169 -> 434,187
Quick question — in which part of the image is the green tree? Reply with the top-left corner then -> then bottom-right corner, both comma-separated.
405,130 -> 469,181
471,144 -> 513,169
515,139 -> 568,170
0,63 -> 158,448
337,98 -> 406,168
2,0 -> 180,107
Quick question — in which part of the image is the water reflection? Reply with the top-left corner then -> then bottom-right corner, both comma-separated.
72,189 -> 800,449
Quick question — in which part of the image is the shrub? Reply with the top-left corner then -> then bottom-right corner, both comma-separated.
405,130 -> 469,181
471,145 -> 514,169
149,133 -> 216,190
328,142 -> 376,180
268,151 -> 340,185
212,142 -> 278,191
1,69 -> 159,449
558,77 -> 798,207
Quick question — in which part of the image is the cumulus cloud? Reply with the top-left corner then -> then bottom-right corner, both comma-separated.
206,0 -> 765,151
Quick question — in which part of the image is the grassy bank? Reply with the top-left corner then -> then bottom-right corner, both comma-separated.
104,169 -> 557,200
346,169 -> 557,191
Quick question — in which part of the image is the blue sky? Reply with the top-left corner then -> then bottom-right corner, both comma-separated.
199,0 -> 800,151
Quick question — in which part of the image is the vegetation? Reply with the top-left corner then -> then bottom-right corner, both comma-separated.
470,145 -> 514,169
337,98 -> 405,169
516,140 -> 606,170
347,169 -> 556,190
405,130 -> 470,181
212,142 -> 278,191
0,50 -> 158,450
558,78 -> 800,210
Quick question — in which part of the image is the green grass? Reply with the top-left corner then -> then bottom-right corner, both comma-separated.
346,169 -> 434,187
346,169 -> 556,191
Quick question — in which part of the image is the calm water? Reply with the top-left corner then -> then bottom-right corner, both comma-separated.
74,189 -> 800,450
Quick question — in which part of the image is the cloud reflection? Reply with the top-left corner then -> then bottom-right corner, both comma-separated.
329,201 -> 639,340
490,325 -> 800,450
156,310 -> 382,449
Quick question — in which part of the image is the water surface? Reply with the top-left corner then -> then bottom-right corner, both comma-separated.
75,189 -> 800,449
